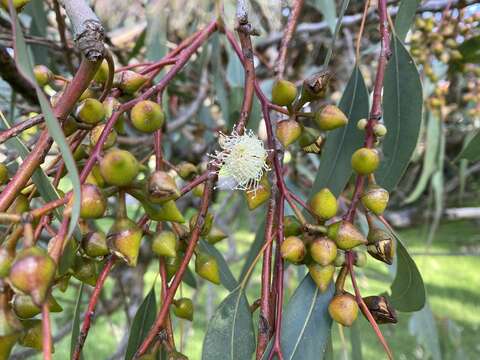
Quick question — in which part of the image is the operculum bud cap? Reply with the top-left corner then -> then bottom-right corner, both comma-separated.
309,188 -> 338,220
367,228 -> 394,265
280,236 -> 306,264
107,218 -> 142,267
327,221 -> 367,250
245,176 -> 271,210
76,98 -> 106,125
146,171 -> 180,204
315,105 -> 348,131
82,231 -> 109,258
195,252 -> 221,285
100,149 -> 139,187
152,231 -> 178,258
173,298 -> 194,321
271,79 -> 297,106
361,185 -> 389,215
351,147 -> 380,175
328,292 -> 359,327
308,264 -> 335,292
130,100 -> 165,133
116,70 -> 148,94
276,120 -> 302,147
310,237 -> 337,266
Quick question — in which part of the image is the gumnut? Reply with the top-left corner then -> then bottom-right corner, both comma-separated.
78,184 -> 107,219
177,162 -> 198,180
351,147 -> 380,175
173,298 -> 194,321
195,252 -> 221,285
309,188 -> 338,220
284,215 -> 302,237
362,295 -> 397,324
33,65 -> 52,87
75,98 -> 106,125
131,100 -> 165,133
146,171 -> 180,204
12,293 -> 62,319
280,236 -> 306,264
206,227 -> 228,244
107,218 -> 143,267
308,264 -> 335,292
8,247 -> 56,306
361,185 -> 389,215
72,257 -> 100,287
310,237 -> 337,266
315,105 -> 348,131
367,228 -> 395,265
100,149 -> 139,186
0,248 -> 13,278
328,292 -> 359,327
82,230 -> 109,258
152,231 -> 178,258
90,124 -> 117,149
327,221 -> 368,250
116,70 -> 148,94
271,79 -> 297,106
276,120 -> 302,147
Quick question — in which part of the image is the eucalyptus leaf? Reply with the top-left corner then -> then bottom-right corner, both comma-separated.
239,219 -> 266,282
409,303 -> 442,360
125,287 -> 157,360
309,0 -> 337,34
456,130 -> 480,162
350,320 -> 363,360
202,287 -> 255,360
376,35 -> 423,191
262,277 -> 334,360
394,0 -> 421,41
310,65 -> 369,197
390,232 -> 426,312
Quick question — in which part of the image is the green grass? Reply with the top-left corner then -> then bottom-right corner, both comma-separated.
17,220 -> 480,359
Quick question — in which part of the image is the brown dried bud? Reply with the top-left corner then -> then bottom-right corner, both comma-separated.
362,295 -> 397,324
367,228 -> 394,265
146,171 -> 180,204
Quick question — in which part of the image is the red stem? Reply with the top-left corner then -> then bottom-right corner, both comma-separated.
72,256 -> 116,360
42,302 -> 53,360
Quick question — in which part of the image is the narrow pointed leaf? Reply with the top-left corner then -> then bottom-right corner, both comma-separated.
202,287 -> 255,360
310,65 -> 369,197
376,35 -> 423,191
125,287 -> 157,360
395,0 -> 421,41
456,130 -> 480,162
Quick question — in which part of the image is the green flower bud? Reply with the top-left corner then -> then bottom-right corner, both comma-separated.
351,147 -> 380,175
76,98 -> 106,125
309,188 -> 338,220
173,298 -> 194,321
280,236 -> 306,264
195,252 -> 220,285
107,218 -> 142,267
152,231 -> 178,258
146,171 -> 180,204
276,120 -> 302,147
327,221 -> 367,250
308,264 -> 335,292
361,185 -> 389,215
271,79 -> 297,106
81,231 -> 109,258
310,237 -> 337,266
130,100 -> 165,133
315,105 -> 348,131
33,65 -> 53,87
328,292 -> 359,327
116,71 -> 148,94
100,149 -> 139,186
90,124 -> 117,149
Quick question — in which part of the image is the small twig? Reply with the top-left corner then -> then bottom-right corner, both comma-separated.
42,303 -> 53,360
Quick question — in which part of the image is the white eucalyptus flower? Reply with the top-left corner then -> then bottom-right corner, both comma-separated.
210,130 -> 270,192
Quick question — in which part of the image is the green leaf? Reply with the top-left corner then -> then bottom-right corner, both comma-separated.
71,283 -> 84,359
24,0 -> 48,64
323,0 -> 350,67
409,303 -> 442,360
458,35 -> 480,64
390,232 -> 426,312
183,266 -> 198,289
202,287 -> 255,360
239,219 -> 265,282
350,320 -> 363,360
198,240 -> 237,291
310,65 -> 369,197
10,11 -> 81,239
394,0 -> 421,41
145,3 -> 167,61
404,112 -> 440,204
456,130 -> 480,162
376,35 -> 423,191
262,277 -> 334,360
125,287 -> 157,360
309,0 -> 337,34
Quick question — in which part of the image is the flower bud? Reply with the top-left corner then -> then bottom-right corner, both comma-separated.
362,295 -> 397,324
310,237 -> 337,266
271,79 -> 297,106
373,123 -> 387,137
298,127 -> 324,154
0,248 -> 13,278
131,100 -> 165,133
107,218 -> 143,267
308,264 -> 334,292
0,163 -> 8,185
351,147 -> 380,175
276,120 -> 302,147
195,252 -> 220,285
152,231 -> 178,258
19,319 -> 53,351
85,164 -> 106,188
177,162 -> 198,180
146,171 -> 180,204
189,212 -> 214,237
206,227 -> 227,244
315,105 -> 348,131
33,65 -> 53,87
245,176 -> 271,210
72,257 -> 100,286
116,70 -> 148,94
300,71 -> 331,102
328,292 -> 359,327
12,293 -> 62,320
367,228 -> 394,265
76,98 -> 106,125
100,149 -> 139,187
309,188 -> 338,220
90,124 -> 117,149
280,236 -> 306,264
284,216 -> 302,237
9,247 -> 56,306
173,298 -> 194,321
327,221 -> 367,250
77,184 -> 106,219
357,118 -> 368,130
361,185 -> 389,215
94,60 -> 109,83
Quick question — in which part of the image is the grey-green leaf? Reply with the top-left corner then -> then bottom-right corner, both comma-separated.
376,35 -> 423,191
395,0 -> 421,41
239,219 -> 266,282
71,283 -> 84,359
198,240 -> 237,291
202,287 -> 255,360
262,276 -> 334,360
390,232 -> 426,312
310,0 -> 337,34
310,65 -> 369,197
456,130 -> 480,162
125,287 -> 157,360
408,303 -> 442,360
